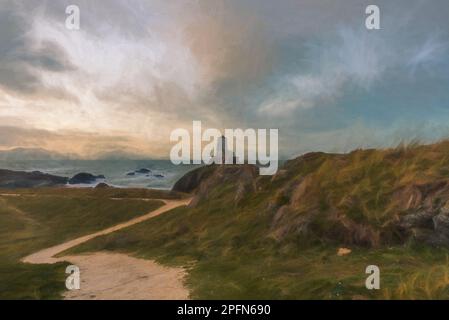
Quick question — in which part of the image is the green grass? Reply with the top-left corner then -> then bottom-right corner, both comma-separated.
66,142 -> 449,299
6,142 -> 449,300
0,188 -> 165,300
68,201 -> 449,299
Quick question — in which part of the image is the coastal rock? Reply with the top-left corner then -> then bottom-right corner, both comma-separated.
172,165 -> 217,193
127,169 -> 152,177
69,173 -> 105,185
398,210 -> 435,230
136,168 -> 151,174
95,182 -> 111,189
0,169 -> 68,188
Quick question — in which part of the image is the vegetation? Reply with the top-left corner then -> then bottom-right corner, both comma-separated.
5,142 -> 449,299
68,201 -> 449,299
68,141 -> 449,299
0,188 -> 165,299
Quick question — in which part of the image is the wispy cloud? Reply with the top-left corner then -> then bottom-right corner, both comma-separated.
0,0 -> 449,158
408,35 -> 447,73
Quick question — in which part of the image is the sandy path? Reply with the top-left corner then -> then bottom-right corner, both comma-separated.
22,198 -> 191,300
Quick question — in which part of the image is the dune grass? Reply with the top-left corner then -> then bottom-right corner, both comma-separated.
0,188 -> 165,299
67,142 -> 449,299
68,202 -> 449,299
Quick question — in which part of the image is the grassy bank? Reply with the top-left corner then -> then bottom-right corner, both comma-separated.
68,204 -> 449,299
0,188 -> 165,299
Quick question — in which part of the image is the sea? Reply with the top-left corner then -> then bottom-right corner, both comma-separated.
0,160 -> 200,190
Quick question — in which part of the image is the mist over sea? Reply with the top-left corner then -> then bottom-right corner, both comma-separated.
0,160 -> 200,190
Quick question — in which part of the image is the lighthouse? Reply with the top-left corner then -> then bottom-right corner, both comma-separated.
215,135 -> 235,165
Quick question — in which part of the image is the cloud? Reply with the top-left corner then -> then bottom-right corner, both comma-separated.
1,0 -> 449,159
0,2 -> 76,98
258,20 -> 448,118
0,124 -> 168,159
258,27 -> 391,116
408,35 -> 447,73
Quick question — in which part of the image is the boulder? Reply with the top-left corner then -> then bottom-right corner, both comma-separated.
399,210 -> 435,230
95,182 -> 111,189
69,173 -> 105,185
136,168 -> 151,174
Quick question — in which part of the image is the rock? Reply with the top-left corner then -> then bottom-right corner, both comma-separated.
396,207 -> 449,246
136,168 -> 151,174
153,174 -> 164,179
234,180 -> 255,204
0,169 -> 68,188
337,248 -> 352,256
399,210 -> 435,230
428,212 -> 449,246
172,165 -> 217,193
69,173 -> 105,185
434,212 -> 449,233
127,168 -> 152,176
95,182 -> 111,189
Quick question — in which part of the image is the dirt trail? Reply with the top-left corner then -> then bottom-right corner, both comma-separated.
22,198 -> 191,300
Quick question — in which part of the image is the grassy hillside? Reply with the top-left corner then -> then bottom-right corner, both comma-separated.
69,142 -> 449,299
0,188 -> 165,299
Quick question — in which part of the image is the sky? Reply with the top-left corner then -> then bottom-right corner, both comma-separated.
0,0 -> 448,159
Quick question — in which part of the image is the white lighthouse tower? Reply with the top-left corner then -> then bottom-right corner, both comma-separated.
215,135 -> 235,165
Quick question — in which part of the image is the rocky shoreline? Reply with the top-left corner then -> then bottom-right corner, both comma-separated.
0,169 -> 68,188
0,170 -> 106,189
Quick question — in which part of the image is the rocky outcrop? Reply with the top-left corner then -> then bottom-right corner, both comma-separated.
135,168 -> 151,174
0,169 -> 68,188
95,182 -> 112,189
127,169 -> 164,179
173,165 -> 259,208
169,142 -> 449,248
127,168 -> 151,176
69,173 -> 105,185
172,165 -> 217,193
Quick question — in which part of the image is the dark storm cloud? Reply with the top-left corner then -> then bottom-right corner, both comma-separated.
0,1 -> 76,95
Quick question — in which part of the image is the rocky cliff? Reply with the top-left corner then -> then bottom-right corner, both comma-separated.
172,142 -> 449,248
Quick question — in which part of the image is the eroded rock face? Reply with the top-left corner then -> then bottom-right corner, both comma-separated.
172,165 -> 217,193
399,210 -> 435,230
268,175 -> 449,247
397,201 -> 449,246
173,164 -> 259,208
